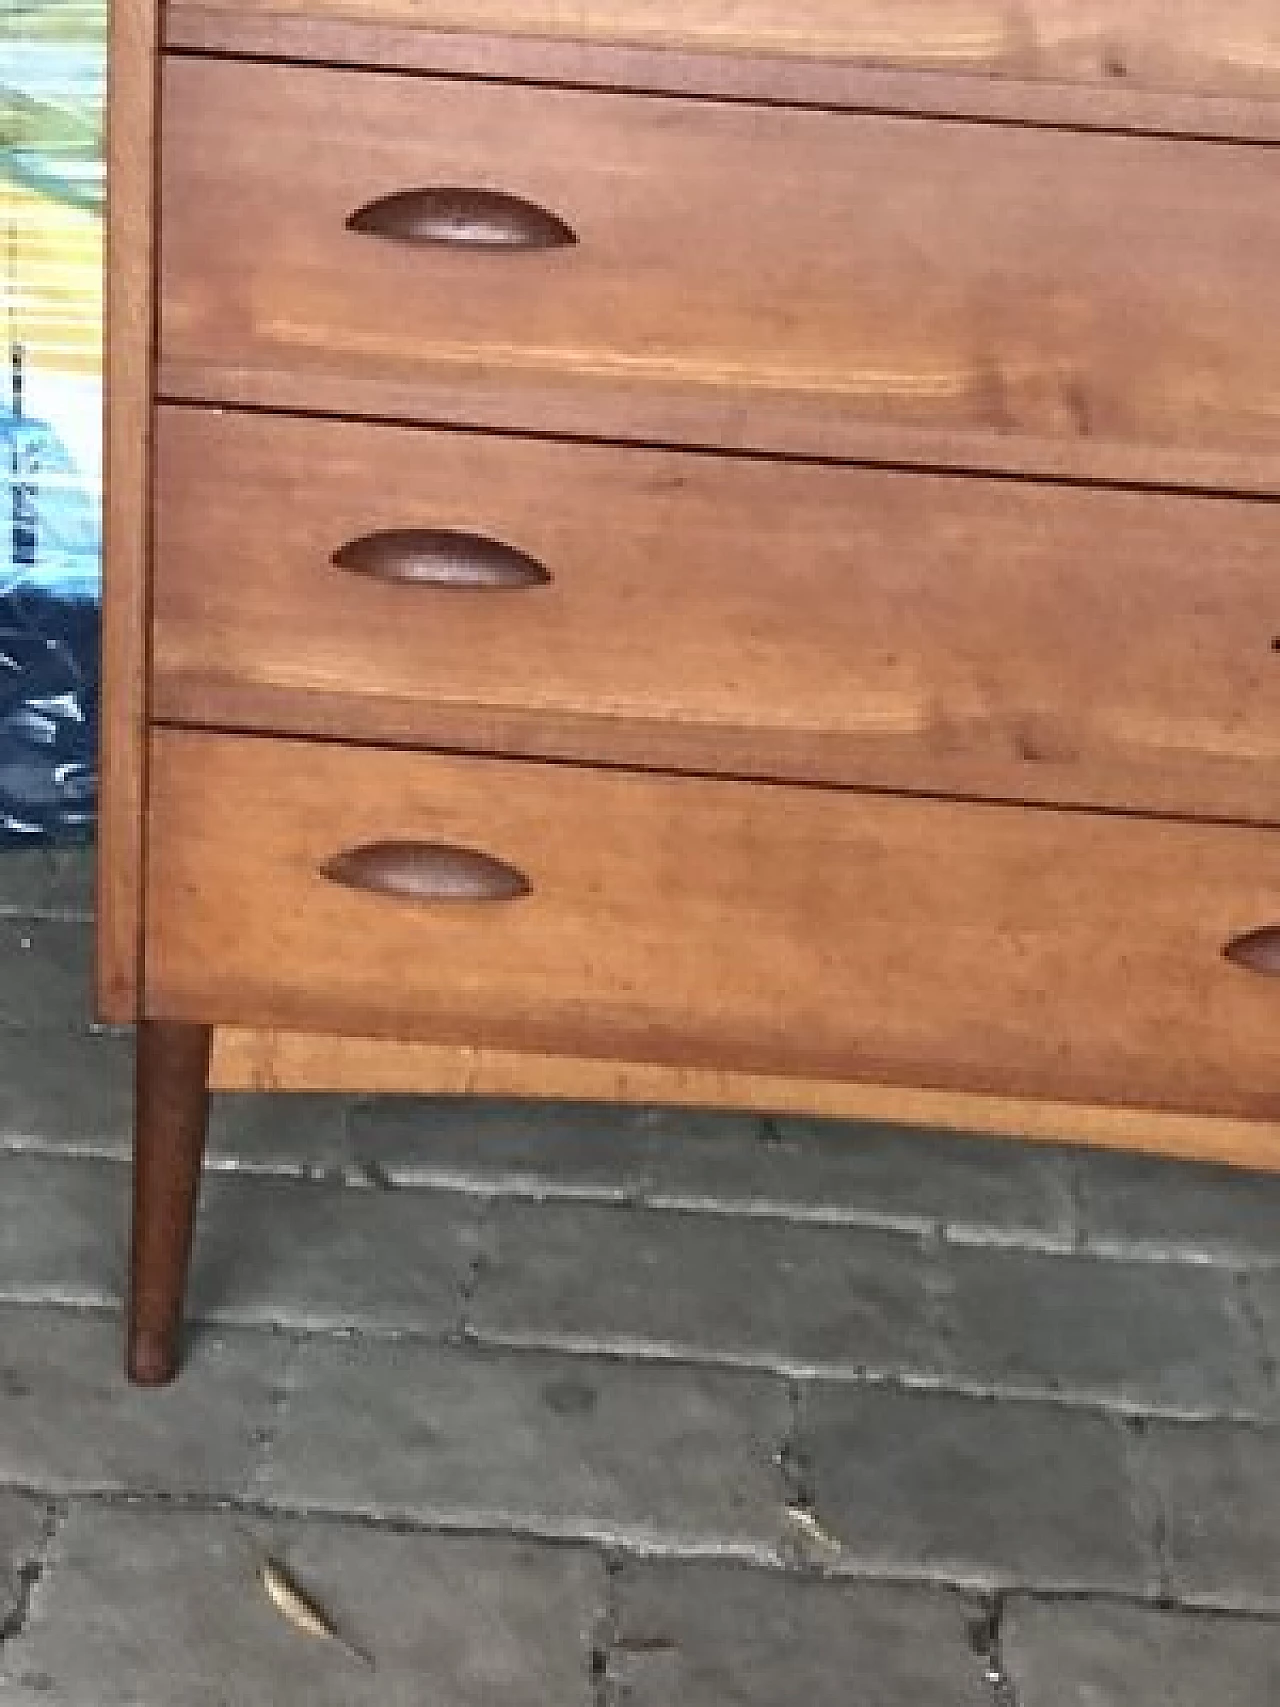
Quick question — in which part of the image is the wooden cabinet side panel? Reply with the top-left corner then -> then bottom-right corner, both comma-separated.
98,0 -> 158,1022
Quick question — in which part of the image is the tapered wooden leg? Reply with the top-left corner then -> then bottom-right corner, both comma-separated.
127,1019 -> 213,1385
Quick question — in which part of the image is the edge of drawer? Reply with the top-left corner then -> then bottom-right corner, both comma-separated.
209,1025 -> 1280,1174
155,361 -> 1280,500
163,8 -> 1280,143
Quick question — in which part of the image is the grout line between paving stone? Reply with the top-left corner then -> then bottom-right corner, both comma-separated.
449,1325 -> 1280,1428
1059,1152 -> 1092,1253
776,1383 -> 812,1510
1231,1270 -> 1279,1403
7,1481 -> 1280,1622
920,1220 -> 957,1369
0,1499 -> 67,1657
0,1485 -> 787,1569
590,1554 -> 621,1707
999,1584 -> 1280,1625
1118,1416 -> 1174,1603
7,1126 -> 1280,1276
5,1294 -> 1280,1429
942,1217 -> 1280,1269
0,1288 -> 120,1312
774,1381 -> 846,1576
967,1593 -> 1021,1707
243,1330 -> 305,1503
454,1197 -> 500,1342
1045,1151 -> 1084,1249
0,909 -> 92,925
0,1138 -> 128,1163
11,1132 -> 1280,1278
6,1136 -> 1280,1267
0,1025 -> 103,1042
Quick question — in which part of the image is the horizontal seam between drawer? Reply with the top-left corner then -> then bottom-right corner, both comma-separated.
159,42 -> 1280,149
147,716 -> 1280,833
151,396 -> 1280,509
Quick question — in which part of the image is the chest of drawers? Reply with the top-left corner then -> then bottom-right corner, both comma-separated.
102,0 -> 1280,1383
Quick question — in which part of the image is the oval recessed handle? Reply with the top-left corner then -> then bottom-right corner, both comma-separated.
1224,927 -> 1280,976
320,841 -> 530,903
331,529 -> 551,590
346,187 -> 577,250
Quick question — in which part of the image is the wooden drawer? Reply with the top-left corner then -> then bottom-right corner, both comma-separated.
166,0 -> 1280,108
153,406 -> 1280,823
159,56 -> 1280,492
147,729 -> 1280,1122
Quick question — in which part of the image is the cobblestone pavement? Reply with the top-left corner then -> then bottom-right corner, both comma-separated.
1,847 -> 1279,1702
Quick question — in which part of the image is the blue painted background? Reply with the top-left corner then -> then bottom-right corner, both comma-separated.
2,6 -> 103,840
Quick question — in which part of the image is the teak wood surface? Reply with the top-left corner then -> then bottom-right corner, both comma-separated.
98,0 -> 158,1023
106,0 -> 1280,1383
129,1020 -> 212,1384
209,1028 -> 1280,1174
152,405 -> 1280,823
163,8 -> 1280,141
157,55 -> 1280,493
147,729 -> 1280,1124
165,0 -> 1280,101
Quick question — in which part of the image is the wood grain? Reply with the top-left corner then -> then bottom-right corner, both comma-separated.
164,9 -> 1280,142
157,57 -> 1280,490
147,729 -> 1280,1123
164,0 -> 1280,102
128,1020 -> 212,1386
152,407 -> 1280,823
98,0 -> 158,1023
209,1027 -> 1280,1174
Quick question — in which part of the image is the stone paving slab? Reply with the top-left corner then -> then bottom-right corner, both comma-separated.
0,1491 -> 52,1634
350,1096 -> 1074,1236
609,1559 -> 989,1706
0,1151 -> 486,1334
260,1337 -> 791,1554
770,1116 -> 1075,1239
1233,1266 -> 1280,1394
1004,1595 -> 1280,1705
1,1503 -> 605,1706
1074,1147 -> 1280,1266
0,847 -> 94,920
0,1030 -> 132,1157
349,1097 -> 783,1201
0,921 -> 94,1030
796,1382 -> 1152,1591
937,1243 -> 1269,1415
0,1035 -> 359,1177
206,1094 -> 359,1177
470,1200 -> 943,1375
6,844 -> 1280,1698
0,1306 -> 283,1499
1138,1419 -> 1280,1609
189,1173 -> 485,1333
0,1153 -> 127,1308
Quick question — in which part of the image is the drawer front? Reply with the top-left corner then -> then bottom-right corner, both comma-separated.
167,0 -> 1280,106
147,730 -> 1280,1121
159,57 -> 1280,490
153,406 -> 1280,824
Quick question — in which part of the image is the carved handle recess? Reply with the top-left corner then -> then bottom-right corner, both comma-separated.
1224,927 -> 1280,975
332,529 -> 551,589
346,187 -> 577,250
320,841 -> 530,903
